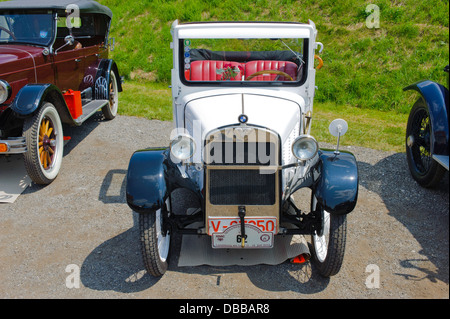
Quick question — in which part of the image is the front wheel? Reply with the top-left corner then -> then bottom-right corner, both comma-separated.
405,98 -> 445,188
101,70 -> 119,120
22,102 -> 64,185
310,195 -> 347,277
139,200 -> 171,277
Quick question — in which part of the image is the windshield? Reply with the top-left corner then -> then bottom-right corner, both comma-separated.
0,12 -> 54,46
181,38 -> 306,85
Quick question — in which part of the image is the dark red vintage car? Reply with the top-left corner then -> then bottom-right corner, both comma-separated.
0,0 -> 122,184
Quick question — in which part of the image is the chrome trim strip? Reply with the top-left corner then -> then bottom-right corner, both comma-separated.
0,137 -> 27,154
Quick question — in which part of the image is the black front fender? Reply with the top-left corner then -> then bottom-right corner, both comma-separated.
126,148 -> 169,214
313,150 -> 359,215
94,59 -> 123,100
9,84 -> 74,124
126,147 -> 202,214
404,80 -> 449,156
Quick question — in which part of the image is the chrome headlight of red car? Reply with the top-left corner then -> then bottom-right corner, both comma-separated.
0,80 -> 12,104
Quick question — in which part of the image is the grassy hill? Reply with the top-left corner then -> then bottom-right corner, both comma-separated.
1,0 -> 448,151
101,0 -> 449,114
99,0 -> 448,151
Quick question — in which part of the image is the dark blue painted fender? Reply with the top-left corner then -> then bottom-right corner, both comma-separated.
404,80 -> 449,156
126,148 -> 168,213
9,84 -> 74,124
313,150 -> 359,215
126,147 -> 202,214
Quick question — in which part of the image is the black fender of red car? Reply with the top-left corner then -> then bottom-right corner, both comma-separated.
94,59 -> 123,100
9,83 -> 73,124
403,80 -> 449,156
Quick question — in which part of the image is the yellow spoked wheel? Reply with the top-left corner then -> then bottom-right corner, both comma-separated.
23,102 -> 64,185
38,117 -> 56,170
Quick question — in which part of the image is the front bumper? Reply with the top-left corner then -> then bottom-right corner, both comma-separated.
0,137 -> 27,154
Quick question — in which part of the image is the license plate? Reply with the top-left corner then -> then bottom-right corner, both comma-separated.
209,217 -> 277,249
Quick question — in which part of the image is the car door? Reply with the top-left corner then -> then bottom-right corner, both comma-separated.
52,17 -> 85,92
77,13 -> 110,93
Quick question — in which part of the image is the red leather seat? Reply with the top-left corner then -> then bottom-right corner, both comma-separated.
189,61 -> 243,81
245,60 -> 298,81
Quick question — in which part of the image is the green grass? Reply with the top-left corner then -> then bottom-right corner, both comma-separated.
311,101 -> 408,152
119,81 -> 172,120
100,0 -> 449,114
119,81 -> 409,152
106,0 -> 447,152
1,0 -> 447,152
102,0 -> 447,152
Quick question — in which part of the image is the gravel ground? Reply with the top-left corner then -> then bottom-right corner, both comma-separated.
0,113 -> 448,300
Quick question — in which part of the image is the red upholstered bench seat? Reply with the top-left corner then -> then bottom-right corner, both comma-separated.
245,60 -> 298,81
187,60 -> 298,81
189,61 -> 244,81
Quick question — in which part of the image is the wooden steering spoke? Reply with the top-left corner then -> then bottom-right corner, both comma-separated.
245,69 -> 294,81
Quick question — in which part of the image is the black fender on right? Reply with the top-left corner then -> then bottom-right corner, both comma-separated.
404,80 -> 449,156
313,150 -> 359,215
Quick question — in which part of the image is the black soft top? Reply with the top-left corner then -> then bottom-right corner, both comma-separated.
0,0 -> 112,18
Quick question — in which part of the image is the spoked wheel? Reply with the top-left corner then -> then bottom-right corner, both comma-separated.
22,102 -> 64,185
102,71 -> 119,120
406,98 -> 445,188
139,199 -> 171,277
310,194 -> 347,277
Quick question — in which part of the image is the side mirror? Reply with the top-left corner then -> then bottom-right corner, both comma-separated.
54,35 -> 75,55
329,119 -> 348,155
64,35 -> 75,45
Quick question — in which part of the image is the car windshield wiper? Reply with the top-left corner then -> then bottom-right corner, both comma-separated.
279,39 -> 305,66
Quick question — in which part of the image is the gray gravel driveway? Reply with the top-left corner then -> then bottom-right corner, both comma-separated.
0,113 -> 448,299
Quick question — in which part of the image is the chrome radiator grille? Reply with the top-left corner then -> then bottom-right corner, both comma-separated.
205,126 -> 279,207
209,169 -> 276,205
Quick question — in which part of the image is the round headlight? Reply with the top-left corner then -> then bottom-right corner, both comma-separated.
292,135 -> 318,161
0,80 -> 12,104
170,134 -> 196,161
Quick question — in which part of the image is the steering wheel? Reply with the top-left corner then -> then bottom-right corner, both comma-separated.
0,26 -> 16,40
245,69 -> 294,81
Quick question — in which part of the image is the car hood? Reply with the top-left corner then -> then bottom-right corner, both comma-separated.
0,45 -> 42,78
184,92 -> 302,144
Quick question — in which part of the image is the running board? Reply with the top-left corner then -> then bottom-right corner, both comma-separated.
73,100 -> 109,125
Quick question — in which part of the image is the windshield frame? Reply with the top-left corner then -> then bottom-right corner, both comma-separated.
178,37 -> 309,88
0,10 -> 56,47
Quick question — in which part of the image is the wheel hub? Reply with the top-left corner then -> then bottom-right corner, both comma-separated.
406,135 -> 414,148
42,135 -> 50,151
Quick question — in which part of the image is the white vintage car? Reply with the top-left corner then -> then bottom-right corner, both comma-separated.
126,20 -> 358,277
